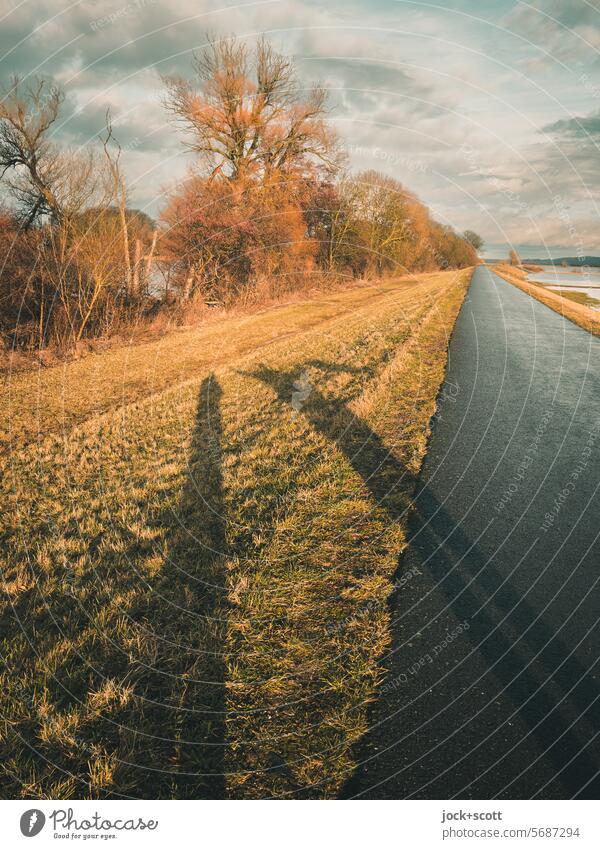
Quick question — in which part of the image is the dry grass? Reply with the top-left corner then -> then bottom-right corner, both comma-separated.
2,273 -> 445,452
1,267 -> 472,799
549,288 -> 600,308
492,263 -> 600,337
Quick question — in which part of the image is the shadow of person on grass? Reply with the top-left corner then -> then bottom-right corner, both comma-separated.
0,374 -> 229,800
120,373 -> 228,799
164,373 -> 228,798
248,362 -> 600,800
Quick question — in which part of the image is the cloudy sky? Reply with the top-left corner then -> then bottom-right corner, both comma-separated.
2,0 -> 600,257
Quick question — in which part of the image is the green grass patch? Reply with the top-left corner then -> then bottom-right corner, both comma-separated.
549,288 -> 600,308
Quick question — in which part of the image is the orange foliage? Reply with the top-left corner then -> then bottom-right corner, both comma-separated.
160,175 -> 315,305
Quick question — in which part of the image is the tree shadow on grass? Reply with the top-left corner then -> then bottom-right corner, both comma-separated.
248,362 -> 600,799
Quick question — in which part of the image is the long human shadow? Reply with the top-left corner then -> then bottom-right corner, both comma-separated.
248,363 -> 600,799
123,374 -> 228,798
0,375 -> 229,799
166,373 -> 227,798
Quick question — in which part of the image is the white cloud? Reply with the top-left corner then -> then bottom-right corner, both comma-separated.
1,0 -> 600,246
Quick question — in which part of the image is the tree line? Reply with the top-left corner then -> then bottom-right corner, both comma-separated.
0,36 -> 481,354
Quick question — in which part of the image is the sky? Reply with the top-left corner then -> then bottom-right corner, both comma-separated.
1,0 -> 600,257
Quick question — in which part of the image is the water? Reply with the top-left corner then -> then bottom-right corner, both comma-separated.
527,266 -> 600,309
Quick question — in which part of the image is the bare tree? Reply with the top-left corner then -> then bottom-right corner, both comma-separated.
463,230 -> 483,251
102,112 -> 134,298
163,35 -> 338,183
0,76 -> 63,226
343,171 -> 429,275
0,76 -> 102,228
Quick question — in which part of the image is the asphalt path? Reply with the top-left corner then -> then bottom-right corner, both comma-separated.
344,265 -> 600,799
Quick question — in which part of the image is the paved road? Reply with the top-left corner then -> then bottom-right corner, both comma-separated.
345,266 -> 600,799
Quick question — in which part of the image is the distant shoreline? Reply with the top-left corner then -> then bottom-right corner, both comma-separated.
487,256 -> 600,268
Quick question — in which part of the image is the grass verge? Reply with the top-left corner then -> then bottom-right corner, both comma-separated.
1,267 -> 471,799
549,288 -> 600,308
491,263 -> 600,337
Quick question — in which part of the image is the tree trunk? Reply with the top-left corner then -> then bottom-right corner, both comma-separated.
143,231 -> 158,295
131,238 -> 141,299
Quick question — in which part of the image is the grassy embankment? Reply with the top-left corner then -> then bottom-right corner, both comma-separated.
1,267 -> 471,799
492,263 -> 600,336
